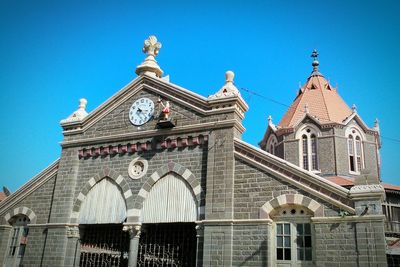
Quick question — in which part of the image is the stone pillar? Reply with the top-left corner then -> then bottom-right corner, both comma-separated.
64,226 -> 81,267
123,225 -> 141,267
0,225 -> 12,266
349,184 -> 387,266
195,224 -> 204,267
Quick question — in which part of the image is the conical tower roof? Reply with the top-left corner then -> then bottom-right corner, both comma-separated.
278,50 -> 352,128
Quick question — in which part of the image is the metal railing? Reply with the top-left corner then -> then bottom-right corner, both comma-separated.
385,221 -> 400,234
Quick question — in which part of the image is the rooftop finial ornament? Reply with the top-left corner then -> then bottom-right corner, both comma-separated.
135,35 -> 164,78
304,104 -> 310,114
309,49 -> 323,78
60,98 -> 89,124
352,104 -> 357,113
208,70 -> 240,99
311,49 -> 319,70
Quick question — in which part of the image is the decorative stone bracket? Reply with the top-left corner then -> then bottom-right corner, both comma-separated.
66,226 -> 80,238
122,225 -> 141,239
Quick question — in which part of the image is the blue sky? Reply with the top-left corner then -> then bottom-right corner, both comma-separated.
0,0 -> 399,191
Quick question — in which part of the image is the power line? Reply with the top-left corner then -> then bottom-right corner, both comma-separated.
381,136 -> 400,144
239,87 -> 400,144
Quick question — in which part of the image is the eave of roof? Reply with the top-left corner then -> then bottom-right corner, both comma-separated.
234,138 -> 355,214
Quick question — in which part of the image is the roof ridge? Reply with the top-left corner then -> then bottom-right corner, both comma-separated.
288,91 -> 305,126
319,78 -> 331,121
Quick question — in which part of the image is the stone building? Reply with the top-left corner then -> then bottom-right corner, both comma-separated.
0,36 -> 392,266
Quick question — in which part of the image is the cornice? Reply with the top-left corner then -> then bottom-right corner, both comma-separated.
78,135 -> 208,159
196,219 -> 273,225
311,214 -> 385,223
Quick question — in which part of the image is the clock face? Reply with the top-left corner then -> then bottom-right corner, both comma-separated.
129,97 -> 155,126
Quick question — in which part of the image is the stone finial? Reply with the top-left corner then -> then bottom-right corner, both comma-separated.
374,118 -> 380,132
268,115 -> 273,125
79,98 -> 87,110
135,35 -> 163,78
352,104 -> 357,113
311,49 -> 319,70
60,98 -> 89,124
208,70 -> 240,99
304,104 -> 310,114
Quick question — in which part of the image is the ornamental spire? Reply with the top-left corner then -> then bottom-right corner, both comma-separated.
135,35 -> 164,78
309,49 -> 323,77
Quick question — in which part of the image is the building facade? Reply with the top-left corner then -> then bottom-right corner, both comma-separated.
0,37 -> 390,266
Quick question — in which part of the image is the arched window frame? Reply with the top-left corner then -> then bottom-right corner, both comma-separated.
266,135 -> 278,155
6,215 -> 31,267
296,125 -> 320,172
345,127 -> 365,174
271,206 -> 314,265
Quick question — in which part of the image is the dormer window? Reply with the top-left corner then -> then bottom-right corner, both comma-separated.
297,126 -> 320,171
267,135 -> 278,156
346,128 -> 364,174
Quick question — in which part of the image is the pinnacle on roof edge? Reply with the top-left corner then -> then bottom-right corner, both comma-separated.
208,71 -> 241,99
60,98 -> 88,124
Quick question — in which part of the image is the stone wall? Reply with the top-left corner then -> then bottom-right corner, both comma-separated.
231,224 -> 269,266
314,220 -> 387,267
234,158 -> 340,219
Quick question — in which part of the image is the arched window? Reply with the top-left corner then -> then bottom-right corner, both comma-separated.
266,135 -> 278,156
311,134 -> 317,170
302,135 -> 309,170
297,126 -> 320,171
6,215 -> 30,267
347,128 -> 364,173
272,206 -> 313,265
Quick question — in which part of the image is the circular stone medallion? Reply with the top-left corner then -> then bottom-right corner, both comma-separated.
128,157 -> 148,179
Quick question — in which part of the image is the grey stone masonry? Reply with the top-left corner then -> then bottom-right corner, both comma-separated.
314,220 -> 387,267
0,225 -> 11,265
231,224 -> 269,266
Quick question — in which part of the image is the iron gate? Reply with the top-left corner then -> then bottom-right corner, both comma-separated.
79,224 -> 129,267
137,223 -> 197,267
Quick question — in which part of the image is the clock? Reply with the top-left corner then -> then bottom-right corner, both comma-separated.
129,97 -> 155,126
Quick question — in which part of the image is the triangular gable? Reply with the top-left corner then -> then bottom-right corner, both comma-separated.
61,73 -> 248,139
292,112 -> 324,130
234,138 -> 355,214
0,159 -> 59,215
63,74 -> 214,133
342,112 -> 377,134
258,124 -> 277,149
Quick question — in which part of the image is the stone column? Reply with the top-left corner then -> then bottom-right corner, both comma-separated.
64,226 -> 81,267
0,225 -> 12,265
195,224 -> 204,267
123,225 -> 141,267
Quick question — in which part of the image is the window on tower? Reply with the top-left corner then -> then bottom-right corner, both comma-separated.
346,128 -> 364,174
297,126 -> 320,172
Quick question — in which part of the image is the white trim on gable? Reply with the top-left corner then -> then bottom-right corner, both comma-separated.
0,159 -> 59,215
342,112 -> 376,134
62,73 -> 248,135
234,138 -> 355,214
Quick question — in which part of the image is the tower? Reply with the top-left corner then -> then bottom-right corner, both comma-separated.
260,50 -> 381,183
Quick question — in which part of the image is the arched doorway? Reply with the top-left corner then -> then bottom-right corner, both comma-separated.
138,173 -> 198,266
78,178 -> 129,267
